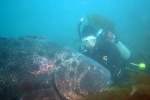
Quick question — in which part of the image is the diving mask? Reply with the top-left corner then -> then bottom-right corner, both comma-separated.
82,36 -> 96,48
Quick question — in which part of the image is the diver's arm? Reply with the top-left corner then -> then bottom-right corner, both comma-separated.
114,41 -> 131,60
106,31 -> 130,60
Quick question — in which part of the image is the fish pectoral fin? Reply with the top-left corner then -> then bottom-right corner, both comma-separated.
17,89 -> 60,100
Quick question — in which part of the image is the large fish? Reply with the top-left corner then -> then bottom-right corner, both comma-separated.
0,37 -> 111,100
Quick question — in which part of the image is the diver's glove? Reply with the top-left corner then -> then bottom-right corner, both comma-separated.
106,31 -> 115,42
106,31 -> 118,44
96,29 -> 118,44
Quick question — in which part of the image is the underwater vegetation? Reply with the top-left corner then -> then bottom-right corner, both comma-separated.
84,71 -> 150,100
86,14 -> 116,34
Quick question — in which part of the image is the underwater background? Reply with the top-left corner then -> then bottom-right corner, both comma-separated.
0,0 -> 150,99
1,0 -> 150,68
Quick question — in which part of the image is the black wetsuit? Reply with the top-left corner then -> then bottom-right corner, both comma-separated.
81,42 -> 129,85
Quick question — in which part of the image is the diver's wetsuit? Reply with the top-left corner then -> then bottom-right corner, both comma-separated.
81,42 -> 129,85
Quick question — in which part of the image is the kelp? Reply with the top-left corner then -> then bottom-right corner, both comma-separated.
84,71 -> 150,100
86,14 -> 116,34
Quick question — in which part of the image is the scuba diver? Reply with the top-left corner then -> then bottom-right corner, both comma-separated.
77,15 -> 132,86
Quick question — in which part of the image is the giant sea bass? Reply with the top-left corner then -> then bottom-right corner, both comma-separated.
0,37 -> 111,100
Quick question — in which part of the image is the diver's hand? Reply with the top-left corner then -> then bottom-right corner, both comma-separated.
106,31 -> 115,43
